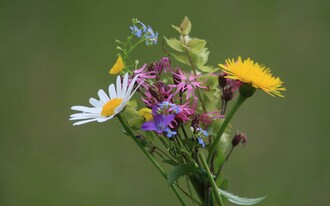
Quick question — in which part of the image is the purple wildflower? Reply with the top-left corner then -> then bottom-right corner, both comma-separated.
154,57 -> 172,73
141,106 -> 175,135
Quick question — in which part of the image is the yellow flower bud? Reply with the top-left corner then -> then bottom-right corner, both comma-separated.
109,56 -> 124,75
138,108 -> 153,122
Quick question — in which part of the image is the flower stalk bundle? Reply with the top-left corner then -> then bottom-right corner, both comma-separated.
70,17 -> 286,206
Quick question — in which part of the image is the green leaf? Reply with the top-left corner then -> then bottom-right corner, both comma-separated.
165,37 -> 186,52
171,25 -> 182,34
145,131 -> 155,141
199,65 -> 219,73
201,88 -> 220,111
188,38 -> 206,51
219,179 -> 229,190
167,163 -> 199,186
171,53 -> 190,65
213,150 -> 225,176
218,189 -> 267,205
180,16 -> 192,35
219,132 -> 231,153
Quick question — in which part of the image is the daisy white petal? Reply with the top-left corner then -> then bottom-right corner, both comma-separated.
89,98 -> 102,107
98,89 -> 109,103
70,72 -> 142,126
73,119 -> 98,126
121,73 -> 129,98
109,84 -> 117,99
116,74 -> 122,98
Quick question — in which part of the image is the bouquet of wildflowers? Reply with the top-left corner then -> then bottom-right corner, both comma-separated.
70,17 -> 285,206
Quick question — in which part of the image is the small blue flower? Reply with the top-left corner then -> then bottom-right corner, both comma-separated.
130,25 -> 142,38
130,19 -> 158,46
172,105 -> 181,114
145,26 -> 158,46
158,101 -> 181,114
197,137 -> 205,147
165,127 -> 177,138
194,127 -> 208,147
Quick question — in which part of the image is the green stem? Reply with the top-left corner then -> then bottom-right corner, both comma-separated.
207,94 -> 247,164
181,35 -> 207,113
117,114 -> 186,206
177,182 -> 202,206
199,153 -> 223,206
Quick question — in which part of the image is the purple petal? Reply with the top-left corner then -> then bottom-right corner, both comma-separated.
141,122 -> 157,131
162,114 -> 175,126
152,105 -> 158,115
153,114 -> 164,124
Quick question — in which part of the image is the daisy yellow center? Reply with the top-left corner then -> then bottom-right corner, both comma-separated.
101,98 -> 123,117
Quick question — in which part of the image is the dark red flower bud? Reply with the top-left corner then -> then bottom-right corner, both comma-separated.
232,132 -> 247,147
173,68 -> 181,85
223,86 -> 234,101
191,115 -> 200,129
218,73 -> 228,88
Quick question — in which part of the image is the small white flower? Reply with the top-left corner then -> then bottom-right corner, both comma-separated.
70,73 -> 139,126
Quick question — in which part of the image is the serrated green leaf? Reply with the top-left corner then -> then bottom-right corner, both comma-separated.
189,49 -> 209,68
180,16 -> 192,35
165,37 -> 186,52
167,163 -> 199,186
201,87 -> 220,111
188,38 -> 206,51
199,65 -> 219,73
218,189 -> 267,205
171,53 -> 190,65
171,25 -> 182,34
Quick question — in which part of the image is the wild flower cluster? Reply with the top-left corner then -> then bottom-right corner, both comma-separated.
70,17 -> 285,206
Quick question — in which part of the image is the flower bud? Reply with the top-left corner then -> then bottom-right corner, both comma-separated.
223,86 -> 234,101
239,83 -> 256,98
232,132 -> 247,147
173,68 -> 181,85
191,115 -> 200,129
218,73 -> 227,88
148,85 -> 160,101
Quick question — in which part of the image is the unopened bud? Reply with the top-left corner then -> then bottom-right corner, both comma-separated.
191,115 -> 200,129
223,86 -> 234,101
218,73 -> 227,88
148,85 -> 160,101
232,132 -> 247,147
173,69 -> 181,85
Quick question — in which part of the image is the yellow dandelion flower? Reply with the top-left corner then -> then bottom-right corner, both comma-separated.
109,56 -> 124,75
219,57 -> 286,97
139,108 -> 153,122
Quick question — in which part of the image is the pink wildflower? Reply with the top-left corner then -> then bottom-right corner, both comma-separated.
171,68 -> 207,100
133,64 -> 156,89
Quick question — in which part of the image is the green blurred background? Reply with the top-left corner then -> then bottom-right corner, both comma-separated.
1,0 -> 329,205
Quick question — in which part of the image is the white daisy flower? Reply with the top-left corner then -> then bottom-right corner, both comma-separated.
70,73 -> 140,126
